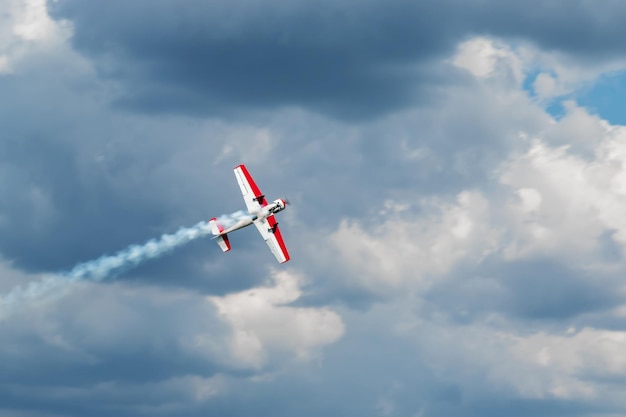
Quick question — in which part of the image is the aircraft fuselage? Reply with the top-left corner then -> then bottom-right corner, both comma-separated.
220,199 -> 287,235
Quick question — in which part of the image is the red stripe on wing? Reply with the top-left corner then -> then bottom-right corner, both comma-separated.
236,164 -> 268,207
267,215 -> 290,263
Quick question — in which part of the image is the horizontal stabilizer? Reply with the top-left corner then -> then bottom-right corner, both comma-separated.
216,234 -> 231,252
210,218 -> 231,252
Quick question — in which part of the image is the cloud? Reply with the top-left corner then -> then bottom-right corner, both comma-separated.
46,0 -> 451,119
0,264 -> 344,416
510,327 -> 626,395
318,94 -> 626,292
329,191 -> 499,294
4,0 -> 626,414
43,0 -> 626,120
210,269 -> 344,368
452,37 -> 523,83
0,0 -> 72,73
0,279 -> 231,416
500,120 -> 626,261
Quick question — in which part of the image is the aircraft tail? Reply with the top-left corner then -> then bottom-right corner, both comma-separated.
209,218 -> 231,252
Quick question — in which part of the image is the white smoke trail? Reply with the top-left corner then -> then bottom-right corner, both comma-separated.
66,220 -> 213,281
0,212 -> 248,317
214,210 -> 253,229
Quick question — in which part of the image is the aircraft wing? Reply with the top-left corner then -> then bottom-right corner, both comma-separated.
253,215 -> 290,263
234,164 -> 268,213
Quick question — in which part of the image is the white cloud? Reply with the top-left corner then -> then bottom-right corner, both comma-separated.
452,37 -> 523,85
301,38 -> 626,410
533,72 -> 569,100
507,327 -> 626,401
209,270 -> 344,368
500,115 -> 626,260
384,301 -> 626,404
330,191 -> 499,292
0,0 -> 72,74
518,45 -> 626,100
11,0 -> 61,41
324,93 -> 626,298
542,100 -> 610,150
363,297 -> 577,402
453,36 -> 626,102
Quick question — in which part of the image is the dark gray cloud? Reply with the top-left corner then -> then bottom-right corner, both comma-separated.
0,64 -> 246,285
476,1 -> 626,58
46,0 -> 460,119
47,0 -> 626,120
425,258 -> 623,323
0,282 -> 234,417
49,0 -> 447,119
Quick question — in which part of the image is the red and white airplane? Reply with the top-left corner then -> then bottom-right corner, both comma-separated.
209,164 -> 290,263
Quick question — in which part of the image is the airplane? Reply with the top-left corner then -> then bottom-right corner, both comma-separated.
209,164 -> 290,263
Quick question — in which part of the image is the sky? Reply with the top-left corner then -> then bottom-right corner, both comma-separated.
2,0 -> 626,416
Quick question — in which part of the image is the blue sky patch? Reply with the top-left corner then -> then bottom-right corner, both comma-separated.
576,70 -> 626,125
